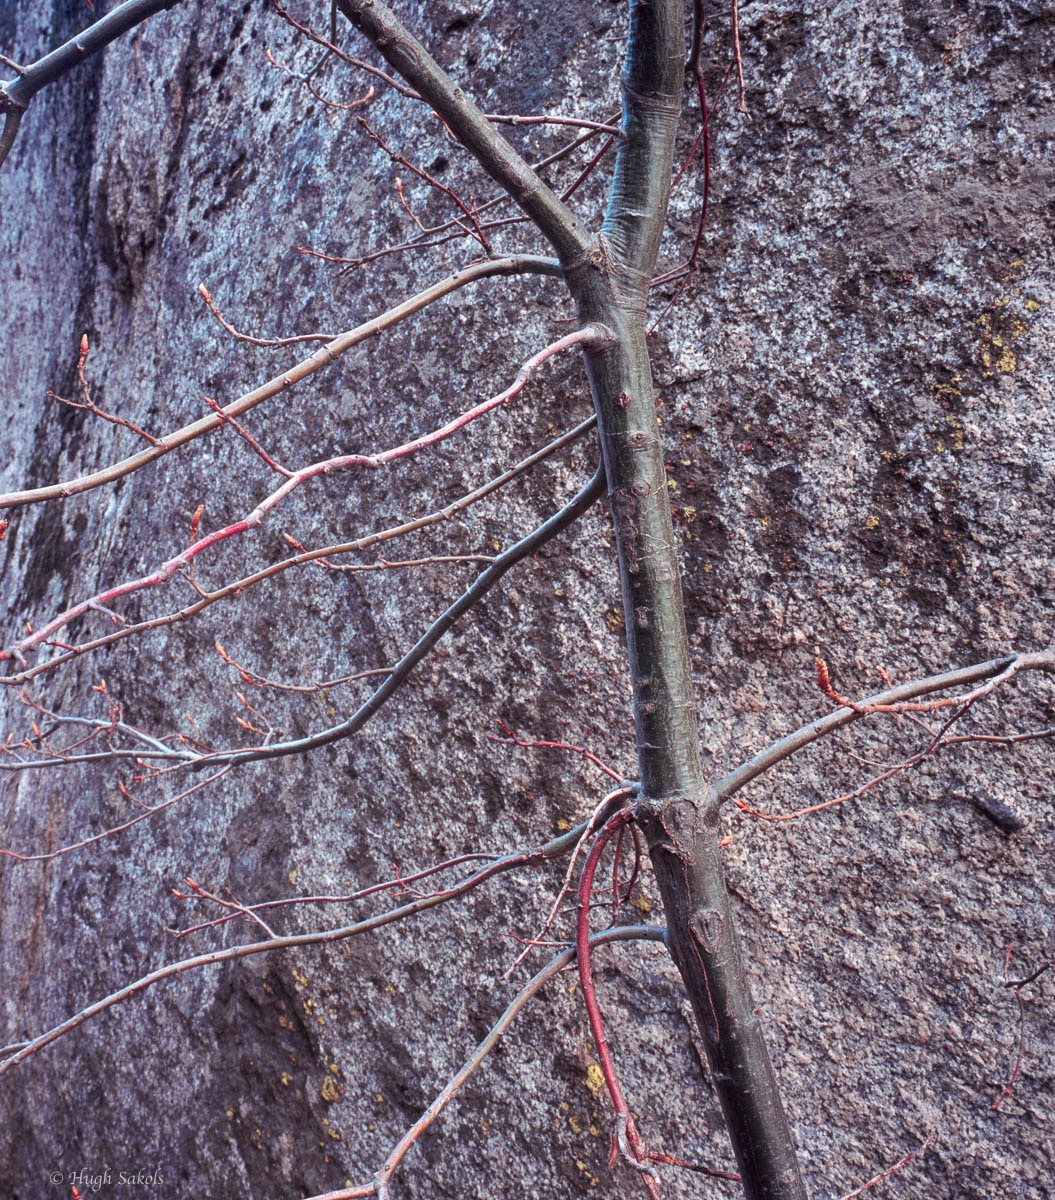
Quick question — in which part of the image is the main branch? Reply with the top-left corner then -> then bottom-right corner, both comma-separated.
565,3 -> 807,1195
335,0 -> 592,264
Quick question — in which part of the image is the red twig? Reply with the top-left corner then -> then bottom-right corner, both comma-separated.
48,334 -> 159,446
304,77 -> 374,111
577,809 -> 661,1197
990,943 -> 1052,1111
559,133 -> 617,200
647,50 -> 735,327
197,282 -> 334,348
646,1149 -> 740,1182
201,397 -> 292,476
214,641 -> 390,695
358,117 -> 492,253
490,718 -> 624,782
171,851 -> 500,939
299,116 -> 616,275
837,1132 -> 937,1199
503,786 -> 636,979
993,989 -> 1026,1112
297,215 -> 528,272
269,0 -> 418,99
0,417 -> 596,686
814,655 -> 1026,718
0,767 -> 231,864
611,823 -> 629,921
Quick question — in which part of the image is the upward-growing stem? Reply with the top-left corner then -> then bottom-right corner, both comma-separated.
336,1 -> 807,1195
568,4 -> 808,1197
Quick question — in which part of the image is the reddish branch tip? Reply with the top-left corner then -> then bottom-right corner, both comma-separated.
814,656 -> 858,709
188,504 -> 204,543
815,656 -> 832,696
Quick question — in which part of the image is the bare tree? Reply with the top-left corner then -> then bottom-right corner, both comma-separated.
1,2 -> 1053,1199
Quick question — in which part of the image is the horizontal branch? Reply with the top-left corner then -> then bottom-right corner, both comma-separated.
0,811 -> 646,1073
714,651 -> 1055,806
0,256 -> 560,511
2,326 -> 601,663
0,416 -> 596,686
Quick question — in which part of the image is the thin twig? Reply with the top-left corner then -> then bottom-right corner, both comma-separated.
359,116 -> 493,252
0,256 -> 561,511
304,925 -> 667,1200
837,1133 -> 937,1200
48,334 -> 159,445
197,282 -> 335,348
181,462 -> 608,769
490,718 -> 625,781
0,416 -> 596,687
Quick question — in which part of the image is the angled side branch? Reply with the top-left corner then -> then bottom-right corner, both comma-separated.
335,0 -> 592,264
0,0 -> 185,168
714,650 -> 1055,806
0,255 -> 560,510
0,818 -> 657,1076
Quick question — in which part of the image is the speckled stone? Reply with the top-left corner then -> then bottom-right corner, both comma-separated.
1,3 -> 1051,1198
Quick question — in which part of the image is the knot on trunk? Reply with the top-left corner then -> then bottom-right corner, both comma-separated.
634,790 -> 717,858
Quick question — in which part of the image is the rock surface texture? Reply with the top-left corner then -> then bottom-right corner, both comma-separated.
1,1 -> 1052,1198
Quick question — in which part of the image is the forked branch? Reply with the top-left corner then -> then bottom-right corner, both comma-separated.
0,0 -> 184,167
714,651 -> 1055,806
0,256 -> 560,511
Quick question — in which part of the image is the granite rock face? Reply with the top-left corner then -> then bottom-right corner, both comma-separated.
0,2 -> 1052,1197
